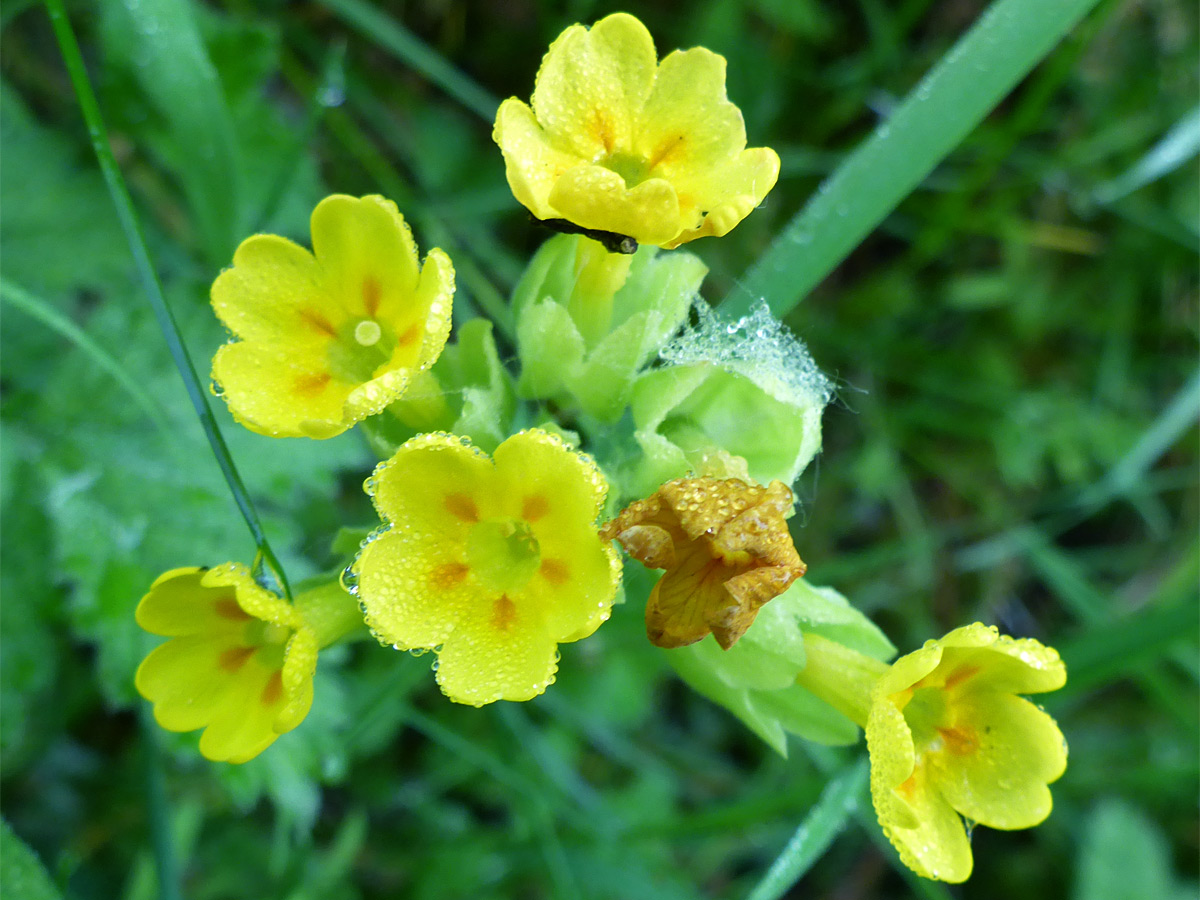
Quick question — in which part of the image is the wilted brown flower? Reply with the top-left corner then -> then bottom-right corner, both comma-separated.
601,477 -> 805,649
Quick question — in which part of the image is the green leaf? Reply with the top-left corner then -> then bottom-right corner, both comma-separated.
726,0 -> 1104,317
97,0 -> 241,263
745,757 -> 869,900
0,819 -> 61,900
1092,106 -> 1200,205
1074,799 -> 1176,900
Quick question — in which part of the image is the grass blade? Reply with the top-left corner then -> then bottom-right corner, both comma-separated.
725,0 -> 1104,318
745,756 -> 868,900
317,0 -> 499,122
0,278 -> 171,437
44,0 -> 292,598
1093,106 -> 1200,205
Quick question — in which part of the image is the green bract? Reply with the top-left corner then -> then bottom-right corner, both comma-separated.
513,234 -> 707,422
364,318 -> 516,455
626,303 -> 832,496
665,578 -> 895,756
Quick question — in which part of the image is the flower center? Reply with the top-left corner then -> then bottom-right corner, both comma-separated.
327,317 -> 397,384
466,518 -> 541,593
601,151 -> 652,188
901,685 -> 949,749
245,620 -> 292,647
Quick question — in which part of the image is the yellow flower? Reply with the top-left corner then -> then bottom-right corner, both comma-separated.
493,13 -> 780,249
601,477 -> 805,649
353,429 -> 621,706
866,623 -> 1068,882
211,194 -> 454,439
135,565 -> 318,764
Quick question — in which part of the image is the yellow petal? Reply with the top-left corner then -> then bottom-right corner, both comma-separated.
548,165 -> 681,246
276,627 -> 319,733
494,99 -> 578,221
211,234 -> 328,348
663,147 -> 781,248
635,48 -> 745,182
876,642 -> 944,695
932,692 -> 1067,830
523,534 -> 620,643
531,13 -> 657,158
136,567 -> 244,637
409,246 -> 455,370
877,760 -> 974,883
343,367 -> 413,425
202,563 -> 302,629
433,591 -> 559,705
135,635 -> 243,732
212,340 -> 353,439
356,529 -> 475,649
310,194 -> 420,319
866,684 -> 919,829
493,429 -> 608,523
197,655 -> 285,763
366,431 -> 496,532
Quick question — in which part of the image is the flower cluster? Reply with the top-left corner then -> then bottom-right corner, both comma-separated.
130,11 -> 1068,886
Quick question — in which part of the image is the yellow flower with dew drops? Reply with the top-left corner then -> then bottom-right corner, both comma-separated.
211,194 -> 454,439
866,623 -> 1067,882
493,13 -> 780,249
135,565 -> 361,763
352,429 -> 621,706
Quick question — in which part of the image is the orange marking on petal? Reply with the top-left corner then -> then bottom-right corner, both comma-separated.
522,494 -> 550,522
431,562 -> 470,589
937,726 -> 978,756
646,134 -> 685,172
897,775 -> 919,799
299,308 -> 336,336
445,493 -> 479,522
218,646 -> 255,672
942,665 -> 980,691
397,323 -> 421,347
591,109 -> 615,153
492,594 -> 517,631
294,372 -> 331,396
214,598 -> 251,621
540,559 -> 570,585
261,670 -> 284,706
362,276 -> 381,316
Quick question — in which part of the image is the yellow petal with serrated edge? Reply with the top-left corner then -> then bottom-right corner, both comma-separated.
493,429 -> 609,523
196,654 -> 286,764
531,13 -> 656,158
276,627 -> 319,733
494,99 -> 577,221
136,634 -> 244,732
663,148 -> 780,248
202,564 -> 301,628
877,760 -> 974,883
931,691 -> 1066,830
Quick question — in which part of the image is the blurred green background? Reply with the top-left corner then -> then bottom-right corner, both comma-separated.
1,0 -> 1196,898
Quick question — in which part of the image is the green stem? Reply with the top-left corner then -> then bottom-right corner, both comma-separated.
795,633 -> 890,729
45,0 -> 293,599
139,708 -> 183,900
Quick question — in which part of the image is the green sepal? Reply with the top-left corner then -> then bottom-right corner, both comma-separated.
363,318 -> 516,457
626,303 -> 831,495
513,234 -> 706,421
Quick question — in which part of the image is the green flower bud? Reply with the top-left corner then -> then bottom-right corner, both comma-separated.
664,578 -> 895,756
626,302 -> 832,497
513,234 -> 707,422
363,318 -> 515,456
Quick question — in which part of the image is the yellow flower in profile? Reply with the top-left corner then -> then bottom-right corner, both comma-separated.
866,623 -> 1068,882
353,429 -> 621,706
601,477 -> 805,649
493,13 -> 780,249
211,194 -> 454,439
135,565 -> 319,764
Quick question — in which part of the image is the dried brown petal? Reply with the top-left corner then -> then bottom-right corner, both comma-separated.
601,477 -> 806,649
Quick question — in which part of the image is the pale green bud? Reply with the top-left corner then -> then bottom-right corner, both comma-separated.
513,234 -> 707,422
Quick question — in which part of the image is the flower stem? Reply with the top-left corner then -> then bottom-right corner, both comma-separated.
795,633 -> 890,729
44,0 -> 293,599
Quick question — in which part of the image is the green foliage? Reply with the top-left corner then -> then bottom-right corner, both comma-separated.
1,0 -> 1196,898
0,819 -> 62,900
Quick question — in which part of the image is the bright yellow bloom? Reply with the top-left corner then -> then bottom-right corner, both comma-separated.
866,623 -> 1068,882
353,429 -> 621,706
601,477 -> 805,649
493,13 -> 780,249
211,194 -> 454,438
135,565 -> 318,764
